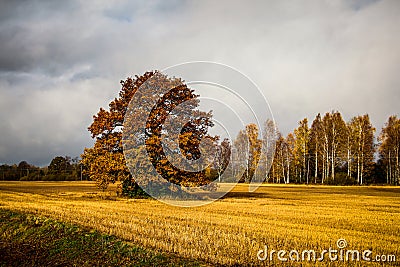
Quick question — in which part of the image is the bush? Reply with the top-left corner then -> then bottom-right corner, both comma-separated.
119,179 -> 149,198
20,172 -> 41,181
325,173 -> 357,185
39,173 -> 79,181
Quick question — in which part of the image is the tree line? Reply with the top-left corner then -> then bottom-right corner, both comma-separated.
0,156 -> 85,181
82,72 -> 400,193
232,112 -> 400,185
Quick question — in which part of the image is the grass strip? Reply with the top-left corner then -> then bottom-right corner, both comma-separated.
0,208 -> 206,267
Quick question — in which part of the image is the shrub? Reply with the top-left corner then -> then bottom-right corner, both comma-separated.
325,173 -> 357,185
119,179 -> 149,198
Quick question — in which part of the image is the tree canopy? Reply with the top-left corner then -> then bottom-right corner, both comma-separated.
82,71 -> 230,193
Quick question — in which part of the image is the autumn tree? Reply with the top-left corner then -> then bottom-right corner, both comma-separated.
82,71 -> 226,192
245,124 -> 262,182
345,120 -> 355,179
379,115 -> 400,185
233,129 -> 248,183
261,119 -> 277,182
320,111 -> 347,182
283,133 -> 295,183
214,139 -> 232,182
348,115 -> 375,184
294,118 -> 310,183
234,123 -> 261,183
309,113 -> 323,183
270,132 -> 285,183
268,131 -> 304,184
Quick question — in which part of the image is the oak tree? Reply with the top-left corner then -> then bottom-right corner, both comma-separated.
82,71 -> 226,192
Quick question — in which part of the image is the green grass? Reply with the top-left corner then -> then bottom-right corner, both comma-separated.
0,209 -> 207,267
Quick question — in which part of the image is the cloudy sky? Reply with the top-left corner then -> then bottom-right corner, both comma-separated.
0,0 -> 399,166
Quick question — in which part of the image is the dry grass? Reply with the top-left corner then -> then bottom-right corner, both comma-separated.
1,181 -> 399,266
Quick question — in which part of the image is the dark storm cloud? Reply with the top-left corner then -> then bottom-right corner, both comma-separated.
0,1 -> 81,73
0,0 -> 399,166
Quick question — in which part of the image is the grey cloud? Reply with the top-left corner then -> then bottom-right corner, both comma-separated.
0,1 -> 81,72
0,0 -> 399,166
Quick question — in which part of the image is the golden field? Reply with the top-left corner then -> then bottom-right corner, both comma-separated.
0,181 -> 399,266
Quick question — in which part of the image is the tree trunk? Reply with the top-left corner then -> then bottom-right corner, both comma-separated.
396,147 -> 399,185
347,139 -> 351,178
272,164 -> 275,184
389,150 -> 392,184
326,149 -> 330,179
360,151 -> 363,185
387,164 -> 389,184
281,156 -> 285,184
303,146 -> 306,183
286,152 -> 290,184
331,149 -> 335,180
322,154 -> 325,183
357,154 -> 360,184
314,148 -> 318,182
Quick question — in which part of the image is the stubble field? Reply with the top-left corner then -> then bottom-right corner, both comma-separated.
0,181 -> 399,266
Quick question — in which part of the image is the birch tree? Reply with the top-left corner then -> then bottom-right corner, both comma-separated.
321,111 -> 347,181
284,133 -> 295,183
379,115 -> 400,185
261,119 -> 277,182
234,129 -> 249,183
348,115 -> 375,184
233,123 -> 262,182
294,118 -> 310,183
245,124 -> 262,182
270,133 -> 285,183
309,114 -> 323,183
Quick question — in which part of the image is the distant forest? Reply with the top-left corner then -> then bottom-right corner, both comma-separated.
0,156 -> 85,181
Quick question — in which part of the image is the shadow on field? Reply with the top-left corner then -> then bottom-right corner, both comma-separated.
221,191 -> 270,199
